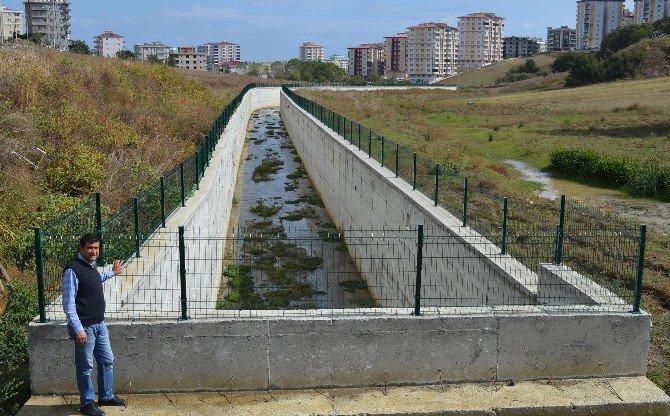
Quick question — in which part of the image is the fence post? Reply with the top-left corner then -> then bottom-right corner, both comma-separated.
501,197 -> 509,255
160,176 -> 166,228
180,163 -> 186,207
178,226 -> 189,320
350,121 -> 354,144
95,192 -> 103,263
368,131 -> 372,158
381,136 -> 385,167
633,224 -> 647,313
414,225 -> 424,316
133,198 -> 140,258
554,195 -> 566,265
412,153 -> 417,190
34,227 -> 47,323
463,178 -> 469,227
434,164 -> 440,206
395,144 -> 399,178
195,151 -> 200,190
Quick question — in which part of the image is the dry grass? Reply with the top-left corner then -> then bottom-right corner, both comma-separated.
302,76 -> 670,393
440,53 -> 558,87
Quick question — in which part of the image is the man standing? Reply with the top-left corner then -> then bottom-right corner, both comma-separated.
62,233 -> 127,416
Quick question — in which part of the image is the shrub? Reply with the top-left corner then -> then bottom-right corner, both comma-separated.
45,144 -> 106,196
565,54 -> 603,87
602,49 -> 647,81
599,23 -> 655,57
551,52 -> 580,73
626,162 -> 659,197
658,165 -> 670,201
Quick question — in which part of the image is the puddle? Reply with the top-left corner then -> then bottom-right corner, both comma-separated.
224,109 -> 373,309
505,159 -> 559,201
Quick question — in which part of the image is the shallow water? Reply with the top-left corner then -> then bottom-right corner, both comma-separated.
505,159 -> 559,201
225,109 -> 373,309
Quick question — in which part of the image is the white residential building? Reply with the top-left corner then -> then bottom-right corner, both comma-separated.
634,0 -> 670,24
384,32 -> 408,80
0,5 -> 23,43
547,26 -> 577,51
347,44 -> 385,77
324,54 -> 349,72
299,42 -> 324,62
407,23 -> 458,84
134,41 -> 171,62
197,41 -> 241,70
576,0 -> 625,51
169,47 -> 208,71
23,0 -> 70,50
93,31 -> 125,58
457,12 -> 504,71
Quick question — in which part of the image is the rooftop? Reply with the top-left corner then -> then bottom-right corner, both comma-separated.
407,22 -> 456,30
96,31 -> 123,39
458,12 -> 504,20
348,43 -> 384,50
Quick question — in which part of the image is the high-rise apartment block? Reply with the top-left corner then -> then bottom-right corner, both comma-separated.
299,42 -> 324,62
384,33 -> 408,80
576,0 -> 625,50
197,41 -> 241,71
503,36 -> 545,59
23,0 -> 71,50
634,0 -> 670,24
546,26 -> 577,51
94,31 -> 125,58
0,5 -> 23,43
134,42 -> 171,62
406,23 -> 458,84
169,47 -> 208,71
622,8 -> 636,25
457,12 -> 504,71
347,44 -> 385,77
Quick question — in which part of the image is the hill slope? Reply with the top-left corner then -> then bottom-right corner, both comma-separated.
440,53 -> 557,87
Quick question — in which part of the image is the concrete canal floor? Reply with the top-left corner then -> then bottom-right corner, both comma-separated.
18,376 -> 670,415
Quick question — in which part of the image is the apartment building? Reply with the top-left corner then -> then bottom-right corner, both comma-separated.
576,0 -> 625,51
406,23 -> 458,84
634,0 -> 670,24
324,54 -> 349,71
197,41 -> 241,70
347,44 -> 385,77
134,41 -> 171,62
299,42 -> 324,62
384,33 -> 408,80
503,36 -> 545,59
622,8 -> 636,25
169,47 -> 208,71
0,5 -> 23,43
546,26 -> 577,51
24,0 -> 71,50
457,12 -> 504,71
93,31 -> 124,58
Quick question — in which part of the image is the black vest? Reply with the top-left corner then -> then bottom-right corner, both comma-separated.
65,256 -> 106,327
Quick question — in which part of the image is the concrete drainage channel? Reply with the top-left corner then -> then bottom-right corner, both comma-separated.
25,87 -> 670,414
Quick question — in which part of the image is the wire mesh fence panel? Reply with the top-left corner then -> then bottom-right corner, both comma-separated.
437,174 -> 466,223
102,203 -> 137,263
136,181 -> 163,244
397,145 -> 415,187
164,166 -> 182,218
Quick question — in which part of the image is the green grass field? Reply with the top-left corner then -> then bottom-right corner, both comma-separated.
302,76 -> 670,393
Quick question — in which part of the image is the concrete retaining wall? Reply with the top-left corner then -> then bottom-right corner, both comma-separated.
28,310 -> 651,394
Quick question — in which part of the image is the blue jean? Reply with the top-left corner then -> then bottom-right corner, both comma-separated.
68,322 -> 115,407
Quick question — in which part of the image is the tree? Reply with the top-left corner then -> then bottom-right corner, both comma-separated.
68,40 -> 91,55
166,56 -> 177,67
565,54 -> 603,87
599,23 -> 654,57
551,52 -> 580,73
147,54 -> 162,64
28,33 -> 43,45
115,50 -> 135,60
521,59 -> 540,74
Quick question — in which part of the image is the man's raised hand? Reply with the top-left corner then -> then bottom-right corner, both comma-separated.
112,260 -> 124,276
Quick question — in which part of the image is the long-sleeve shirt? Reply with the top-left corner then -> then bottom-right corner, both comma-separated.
62,253 -> 116,333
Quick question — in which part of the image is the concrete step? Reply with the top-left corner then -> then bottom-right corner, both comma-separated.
18,376 -> 670,416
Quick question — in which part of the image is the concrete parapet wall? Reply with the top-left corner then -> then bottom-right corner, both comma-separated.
28,310 -> 651,394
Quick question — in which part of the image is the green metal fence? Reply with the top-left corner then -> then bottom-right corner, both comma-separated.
282,85 -> 647,314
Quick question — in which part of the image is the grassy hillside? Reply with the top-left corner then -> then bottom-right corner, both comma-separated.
440,53 -> 557,87
0,44 -> 261,415
302,75 -> 670,393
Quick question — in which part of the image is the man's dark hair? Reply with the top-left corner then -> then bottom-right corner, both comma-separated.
79,233 -> 101,248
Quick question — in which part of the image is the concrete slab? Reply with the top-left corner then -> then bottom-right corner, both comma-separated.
18,377 -> 670,416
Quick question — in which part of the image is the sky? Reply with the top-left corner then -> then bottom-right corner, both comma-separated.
3,0 -> 637,61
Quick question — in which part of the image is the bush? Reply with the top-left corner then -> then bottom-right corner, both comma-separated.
565,54 -> 603,87
603,49 -> 647,81
626,163 -> 659,197
599,23 -> 655,57
552,52 -> 580,73
45,144 -> 106,196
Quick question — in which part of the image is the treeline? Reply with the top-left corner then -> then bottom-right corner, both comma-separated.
553,17 -> 670,87
549,149 -> 670,200
280,59 -> 347,83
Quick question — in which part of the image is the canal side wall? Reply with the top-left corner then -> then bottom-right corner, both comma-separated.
280,91 -> 539,307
